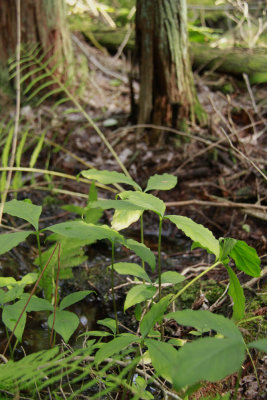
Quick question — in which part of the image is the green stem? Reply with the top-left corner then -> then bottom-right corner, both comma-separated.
36,230 -> 42,268
243,340 -> 260,388
233,368 -> 242,400
158,217 -> 163,302
111,240 -> 119,335
158,217 -> 164,340
140,213 -> 145,269
170,260 -> 221,305
45,66 -> 131,179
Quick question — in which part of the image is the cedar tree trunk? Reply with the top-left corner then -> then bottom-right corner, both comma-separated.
136,0 -> 205,135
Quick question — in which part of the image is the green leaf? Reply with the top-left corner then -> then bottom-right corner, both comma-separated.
120,191 -> 166,217
111,209 -> 143,231
48,310 -> 79,343
248,338 -> 267,352
29,131 -> 46,168
59,290 -> 93,310
20,272 -> 38,286
2,301 -> 27,342
166,310 -> 242,340
0,276 -> 17,288
88,181 -> 98,202
219,238 -> 237,261
20,294 -> 54,312
95,334 -> 140,366
81,168 -> 141,190
226,266 -> 245,321
172,337 -> 245,390
124,285 -> 156,311
47,221 -> 122,243
0,231 -> 33,255
229,240 -> 261,277
112,262 -> 151,283
166,215 -> 220,259
145,174 -> 177,192
97,318 -> 117,335
2,286 -> 24,303
159,271 -> 185,284
145,339 -> 178,383
140,295 -> 171,338
124,238 -> 156,271
84,208 -> 103,224
91,200 -> 146,211
3,199 -> 42,230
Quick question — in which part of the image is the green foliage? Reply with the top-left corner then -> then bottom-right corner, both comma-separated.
0,171 -> 264,398
3,199 -> 42,230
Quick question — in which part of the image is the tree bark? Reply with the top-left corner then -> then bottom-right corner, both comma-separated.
135,0 -> 204,136
0,0 -> 72,82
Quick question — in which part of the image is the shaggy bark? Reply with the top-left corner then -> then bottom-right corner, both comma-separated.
135,0 -> 205,135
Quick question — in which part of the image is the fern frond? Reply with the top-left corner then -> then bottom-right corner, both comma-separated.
52,97 -> 70,109
29,132 -> 46,168
36,87 -> 65,106
26,79 -> 58,101
23,72 -> 52,95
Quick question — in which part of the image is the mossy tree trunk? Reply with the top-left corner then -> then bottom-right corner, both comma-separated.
136,0 -> 205,135
0,0 -> 72,86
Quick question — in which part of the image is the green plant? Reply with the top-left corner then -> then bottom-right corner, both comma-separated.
0,170 -> 266,399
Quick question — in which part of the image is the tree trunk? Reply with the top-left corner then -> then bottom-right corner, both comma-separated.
0,0 -> 72,86
136,0 -> 205,138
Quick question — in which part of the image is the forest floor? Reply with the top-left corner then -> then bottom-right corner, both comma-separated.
1,37 -> 267,399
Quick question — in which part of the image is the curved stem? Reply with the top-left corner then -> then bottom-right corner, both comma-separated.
140,213 -> 145,269
111,240 -> 119,335
157,217 -> 163,301
157,217 -> 164,340
170,260 -> 221,305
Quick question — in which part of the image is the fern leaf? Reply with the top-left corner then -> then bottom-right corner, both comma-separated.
29,131 -> 46,168
26,79 -> 57,101
23,72 -> 51,94
36,87 -> 64,106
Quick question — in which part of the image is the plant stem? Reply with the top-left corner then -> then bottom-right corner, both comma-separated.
111,240 -> 119,335
44,68 -> 131,180
36,231 -> 42,268
157,217 -> 164,341
243,340 -> 260,388
158,217 -> 163,301
140,213 -> 145,269
170,260 -> 221,305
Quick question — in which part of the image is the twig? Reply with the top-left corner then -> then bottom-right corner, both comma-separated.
0,0 -> 21,224
165,198 -> 267,211
221,127 -> 267,181
71,34 -> 128,84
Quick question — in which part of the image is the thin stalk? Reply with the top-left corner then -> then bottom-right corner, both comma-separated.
121,348 -> 140,400
140,213 -> 145,269
233,368 -> 242,400
3,243 -> 59,356
0,0 -> 21,224
43,65 -> 131,180
0,167 -> 118,193
111,240 -> 119,335
170,260 -> 221,305
243,340 -> 260,387
50,243 -> 61,347
157,217 -> 164,340
35,231 -> 42,268
157,217 -> 163,301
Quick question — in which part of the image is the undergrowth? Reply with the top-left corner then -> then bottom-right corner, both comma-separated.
0,42 -> 266,400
